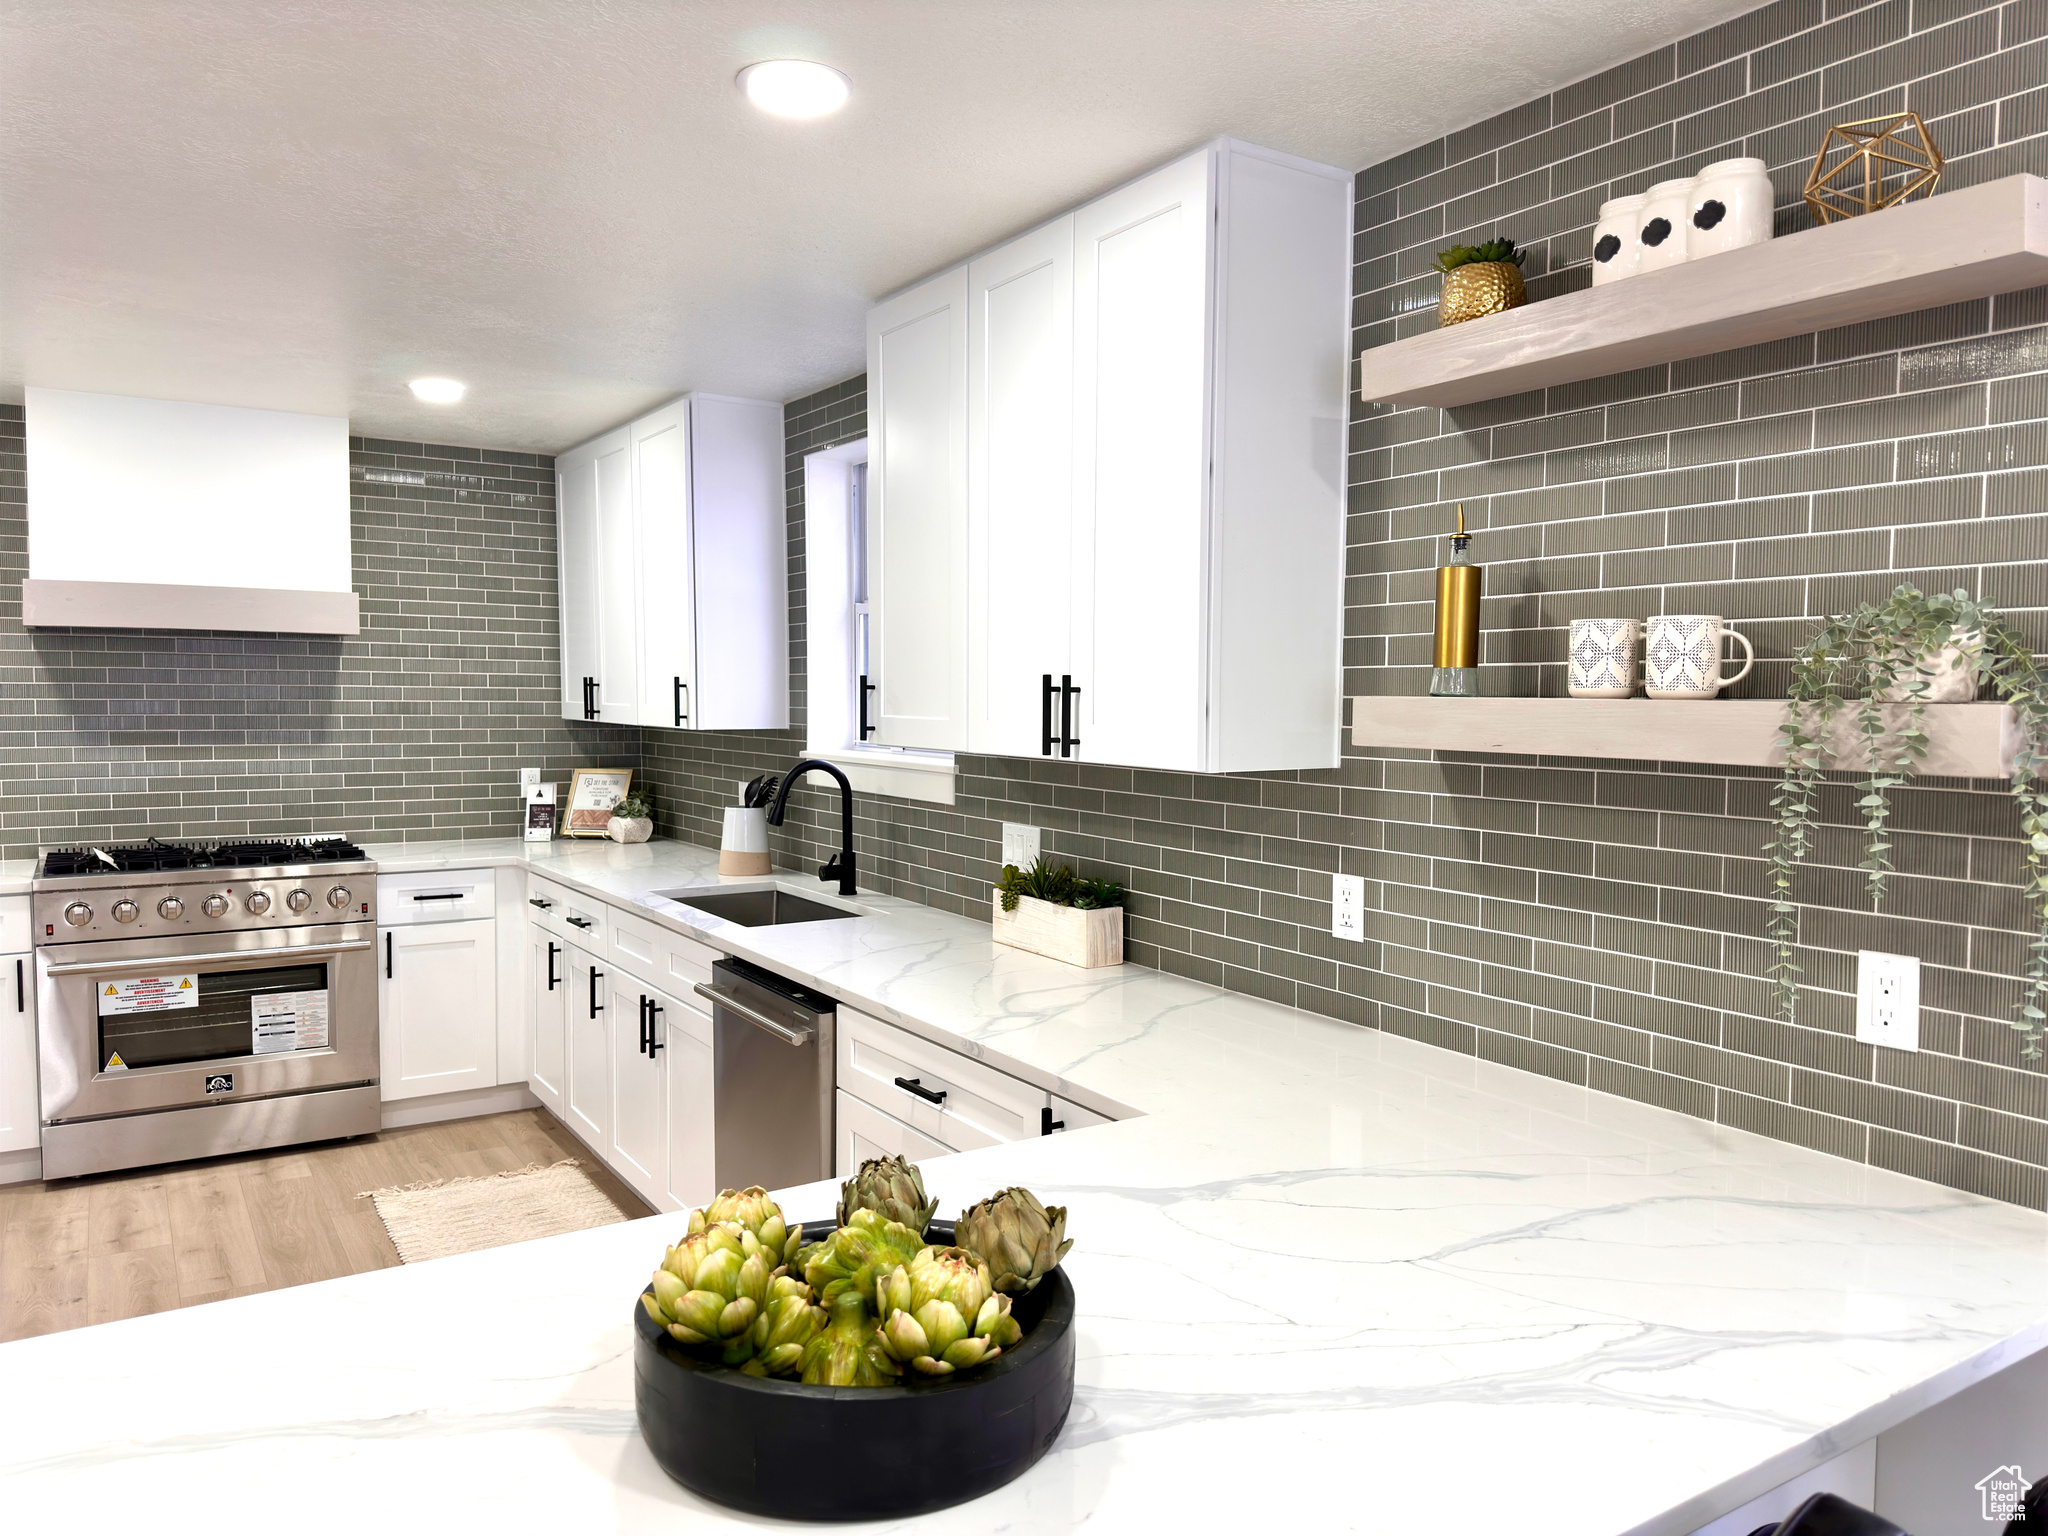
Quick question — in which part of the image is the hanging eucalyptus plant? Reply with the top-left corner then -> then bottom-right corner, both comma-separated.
1766,585 -> 2048,1055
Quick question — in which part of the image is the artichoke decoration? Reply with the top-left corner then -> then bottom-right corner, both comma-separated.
803,1208 -> 926,1305
643,1220 -> 776,1365
741,1273 -> 826,1378
875,1245 -> 1022,1376
799,1291 -> 904,1386
703,1185 -> 803,1268
835,1154 -> 939,1236
955,1187 -> 1072,1295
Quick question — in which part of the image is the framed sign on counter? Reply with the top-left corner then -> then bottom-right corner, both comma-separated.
565,767 -> 634,837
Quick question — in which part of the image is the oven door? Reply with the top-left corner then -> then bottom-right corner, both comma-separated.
36,924 -> 379,1123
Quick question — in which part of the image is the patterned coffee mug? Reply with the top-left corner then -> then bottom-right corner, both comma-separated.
1645,614 -> 1754,698
1569,618 -> 1639,698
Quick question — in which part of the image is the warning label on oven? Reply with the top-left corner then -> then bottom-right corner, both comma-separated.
98,974 -> 198,1015
252,989 -> 330,1054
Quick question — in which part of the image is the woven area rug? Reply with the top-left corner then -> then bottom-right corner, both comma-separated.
360,1159 -> 625,1263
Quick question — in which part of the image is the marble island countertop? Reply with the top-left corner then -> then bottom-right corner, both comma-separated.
4,833 -> 2047,1534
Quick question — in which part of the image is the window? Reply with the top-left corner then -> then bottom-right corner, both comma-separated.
803,439 -> 955,804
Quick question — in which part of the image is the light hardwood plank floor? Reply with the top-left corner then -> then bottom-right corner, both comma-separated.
0,1108 -> 652,1344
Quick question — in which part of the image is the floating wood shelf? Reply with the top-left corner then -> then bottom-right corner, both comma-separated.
1358,174 -> 2048,409
1349,697 -> 2020,778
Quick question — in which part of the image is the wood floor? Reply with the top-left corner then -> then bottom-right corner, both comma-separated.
0,1108 -> 653,1344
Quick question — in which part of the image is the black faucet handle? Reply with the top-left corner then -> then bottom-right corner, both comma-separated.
819,853 -> 845,881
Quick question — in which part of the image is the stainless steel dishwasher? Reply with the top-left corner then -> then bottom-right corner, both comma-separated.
694,957 -> 836,1192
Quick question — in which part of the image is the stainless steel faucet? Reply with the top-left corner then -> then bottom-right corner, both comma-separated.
765,759 -> 858,896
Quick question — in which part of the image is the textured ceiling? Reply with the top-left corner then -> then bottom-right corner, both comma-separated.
1,0 -> 1757,452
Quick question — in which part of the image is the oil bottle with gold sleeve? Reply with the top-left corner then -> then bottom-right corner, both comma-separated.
1429,504 -> 1482,698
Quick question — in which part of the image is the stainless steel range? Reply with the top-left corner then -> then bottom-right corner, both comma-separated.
34,837 -> 381,1179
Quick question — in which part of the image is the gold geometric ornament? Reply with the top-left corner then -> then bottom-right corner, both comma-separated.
1802,112 -> 1943,225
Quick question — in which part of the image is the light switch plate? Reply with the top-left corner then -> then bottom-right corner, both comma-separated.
518,767 -> 540,790
1855,950 -> 1920,1051
1002,823 -> 1042,869
1332,874 -> 1366,942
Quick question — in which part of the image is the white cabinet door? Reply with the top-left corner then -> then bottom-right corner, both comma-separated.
609,972 -> 665,1207
529,926 -> 567,1118
867,266 -> 969,749
1071,151 -> 1214,772
687,395 -> 787,731
378,919 -> 498,1102
633,401 -> 696,730
0,952 -> 36,1154
557,445 -> 602,722
660,985 -> 715,1213
966,218 -> 1074,756
562,941 -> 610,1149
835,1089 -> 950,1178
592,428 -> 639,721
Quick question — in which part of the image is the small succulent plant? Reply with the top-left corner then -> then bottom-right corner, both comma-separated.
996,856 -> 1125,913
1434,237 -> 1525,273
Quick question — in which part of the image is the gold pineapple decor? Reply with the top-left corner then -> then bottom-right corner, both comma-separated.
1435,238 -> 1527,326
1802,112 -> 1944,224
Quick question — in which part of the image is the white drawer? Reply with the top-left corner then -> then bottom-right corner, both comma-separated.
836,1089 -> 953,1175
556,887 -> 607,949
0,894 -> 28,953
523,875 -> 571,934
378,868 -> 496,925
610,905 -> 721,996
836,1005 -> 1046,1151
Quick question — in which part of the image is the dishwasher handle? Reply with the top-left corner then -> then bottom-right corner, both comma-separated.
693,983 -> 814,1047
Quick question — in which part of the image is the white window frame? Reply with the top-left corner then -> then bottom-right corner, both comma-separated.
804,438 -> 956,804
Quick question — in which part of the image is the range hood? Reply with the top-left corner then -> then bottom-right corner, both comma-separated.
21,387 -> 360,635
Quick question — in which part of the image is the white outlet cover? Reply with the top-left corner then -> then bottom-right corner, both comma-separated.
1002,823 -> 1042,869
1855,949 -> 1920,1052
518,766 -> 541,790
1332,873 -> 1366,942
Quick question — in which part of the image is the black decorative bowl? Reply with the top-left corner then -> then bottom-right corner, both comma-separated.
633,1219 -> 1076,1521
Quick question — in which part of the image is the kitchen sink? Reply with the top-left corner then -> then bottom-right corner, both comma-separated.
661,888 -> 859,927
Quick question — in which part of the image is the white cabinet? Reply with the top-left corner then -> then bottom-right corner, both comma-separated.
378,919 -> 498,1102
865,267 -> 968,750
966,218 -> 1075,756
528,924 -> 567,1118
561,940 -> 610,1149
865,137 -> 1350,772
836,1088 -> 950,1177
836,1004 -> 1047,1151
608,971 -> 665,1207
556,394 -> 786,730
661,985 -> 716,1213
0,952 -> 37,1154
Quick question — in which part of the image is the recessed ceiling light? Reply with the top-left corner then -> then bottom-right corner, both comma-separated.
737,59 -> 850,119
409,378 -> 465,404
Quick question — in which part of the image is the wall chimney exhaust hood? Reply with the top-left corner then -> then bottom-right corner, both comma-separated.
22,387 -> 359,635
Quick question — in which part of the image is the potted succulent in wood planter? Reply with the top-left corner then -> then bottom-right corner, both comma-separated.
991,857 -> 1125,968
1436,237 -> 1528,326
607,792 -> 654,844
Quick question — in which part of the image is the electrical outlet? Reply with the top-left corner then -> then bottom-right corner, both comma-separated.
1001,823 -> 1042,870
518,767 -> 540,790
1332,874 -> 1366,942
1855,950 -> 1920,1051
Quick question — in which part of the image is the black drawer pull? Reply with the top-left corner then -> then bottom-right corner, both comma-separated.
566,916 -> 593,929
893,1076 -> 946,1106
412,892 -> 465,902
385,931 -> 393,978
529,897 -> 552,910
1041,1106 -> 1065,1136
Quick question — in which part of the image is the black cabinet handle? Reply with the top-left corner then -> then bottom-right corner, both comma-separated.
1041,673 -> 1055,756
385,931 -> 393,978
674,676 -> 689,728
412,892 -> 464,903
546,941 -> 559,990
529,897 -> 552,910
648,1001 -> 665,1055
583,676 -> 599,720
893,1075 -> 947,1105
1058,674 -> 1081,757
14,957 -> 21,1014
566,916 -> 592,929
638,995 -> 650,1056
859,673 -> 877,741
590,966 -> 604,1018
1041,1106 -> 1066,1136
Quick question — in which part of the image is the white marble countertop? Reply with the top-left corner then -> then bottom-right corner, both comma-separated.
4,833 -> 2047,1534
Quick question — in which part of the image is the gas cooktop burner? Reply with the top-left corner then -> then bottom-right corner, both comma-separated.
39,836 -> 370,879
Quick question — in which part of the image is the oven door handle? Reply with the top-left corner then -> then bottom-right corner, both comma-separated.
41,939 -> 376,976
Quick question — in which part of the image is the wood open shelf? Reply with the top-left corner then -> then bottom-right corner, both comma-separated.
1348,696 -> 2020,778
1358,174 -> 2048,409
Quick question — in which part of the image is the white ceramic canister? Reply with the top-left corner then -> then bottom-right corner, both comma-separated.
1686,157 -> 1774,258
1590,194 -> 1648,286
1636,177 -> 1695,273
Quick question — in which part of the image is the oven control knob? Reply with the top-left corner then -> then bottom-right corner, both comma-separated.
201,894 -> 229,918
158,897 -> 185,921
63,901 -> 92,927
112,900 -> 140,924
286,888 -> 313,913
245,891 -> 272,915
327,885 -> 353,910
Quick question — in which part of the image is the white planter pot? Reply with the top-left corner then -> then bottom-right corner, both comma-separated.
991,895 -> 1123,969
607,815 -> 653,844
1877,636 -> 1981,702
